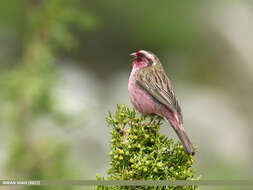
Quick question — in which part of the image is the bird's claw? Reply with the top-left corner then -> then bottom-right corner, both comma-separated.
149,115 -> 160,126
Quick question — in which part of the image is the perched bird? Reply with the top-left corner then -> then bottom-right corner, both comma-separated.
128,50 -> 195,155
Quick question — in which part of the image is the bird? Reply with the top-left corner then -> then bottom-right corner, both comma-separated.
128,50 -> 195,155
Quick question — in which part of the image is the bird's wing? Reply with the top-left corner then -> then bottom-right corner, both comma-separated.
135,66 -> 183,123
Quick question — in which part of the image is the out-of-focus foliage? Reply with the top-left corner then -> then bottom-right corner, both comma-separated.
0,0 -> 97,189
96,105 -> 200,190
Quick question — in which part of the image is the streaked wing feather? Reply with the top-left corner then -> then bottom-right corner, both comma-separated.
135,66 -> 183,123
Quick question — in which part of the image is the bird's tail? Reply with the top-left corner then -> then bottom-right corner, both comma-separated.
166,118 -> 195,155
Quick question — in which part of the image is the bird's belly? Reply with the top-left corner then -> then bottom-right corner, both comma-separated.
128,80 -> 156,114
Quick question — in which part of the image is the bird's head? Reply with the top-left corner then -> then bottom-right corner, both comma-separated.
130,50 -> 160,69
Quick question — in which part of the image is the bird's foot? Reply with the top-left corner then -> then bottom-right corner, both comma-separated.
149,115 -> 161,126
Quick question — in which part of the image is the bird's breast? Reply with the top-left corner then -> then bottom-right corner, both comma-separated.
128,68 -> 156,114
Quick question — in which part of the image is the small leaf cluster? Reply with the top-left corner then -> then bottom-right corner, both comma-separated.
96,105 -> 200,190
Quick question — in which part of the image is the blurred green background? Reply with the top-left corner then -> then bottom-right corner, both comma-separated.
0,0 -> 252,190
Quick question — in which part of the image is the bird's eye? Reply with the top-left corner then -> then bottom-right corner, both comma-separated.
139,53 -> 145,57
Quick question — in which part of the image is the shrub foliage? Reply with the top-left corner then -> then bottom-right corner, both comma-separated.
96,105 -> 200,190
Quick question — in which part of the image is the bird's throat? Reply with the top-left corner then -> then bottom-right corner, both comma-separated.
132,59 -> 149,69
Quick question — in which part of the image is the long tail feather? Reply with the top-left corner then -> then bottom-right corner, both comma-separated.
166,118 -> 195,155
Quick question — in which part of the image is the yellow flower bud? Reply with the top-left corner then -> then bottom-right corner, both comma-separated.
114,155 -> 118,159
157,162 -> 163,168
146,161 -> 151,165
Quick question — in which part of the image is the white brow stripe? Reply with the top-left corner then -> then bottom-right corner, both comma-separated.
139,50 -> 154,61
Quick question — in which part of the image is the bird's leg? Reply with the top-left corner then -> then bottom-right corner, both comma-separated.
149,115 -> 159,126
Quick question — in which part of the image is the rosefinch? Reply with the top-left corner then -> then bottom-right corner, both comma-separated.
128,50 -> 195,155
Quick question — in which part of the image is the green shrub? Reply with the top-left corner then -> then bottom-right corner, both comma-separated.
95,105 -> 200,190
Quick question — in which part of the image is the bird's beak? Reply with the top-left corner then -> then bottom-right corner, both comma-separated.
129,52 -> 137,58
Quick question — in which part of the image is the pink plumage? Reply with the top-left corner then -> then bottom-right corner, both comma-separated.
128,64 -> 156,114
128,50 -> 195,155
